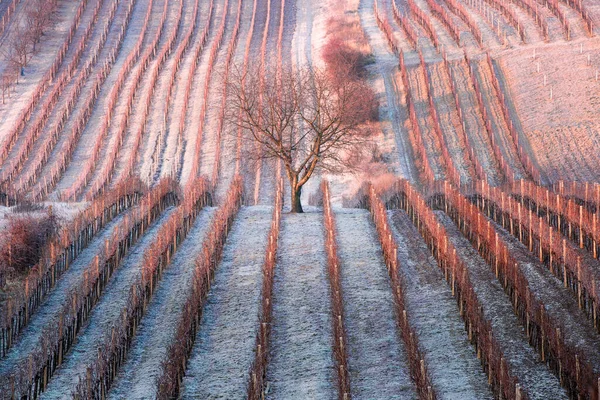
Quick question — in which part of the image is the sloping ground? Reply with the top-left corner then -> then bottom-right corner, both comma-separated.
0,1 -> 79,132
334,208 -> 417,399
389,210 -> 494,399
179,206 -> 272,399
39,208 -> 178,399
449,58 -> 503,185
491,218 -> 600,374
107,207 -> 216,399
472,58 -> 527,180
264,209 -> 336,399
435,211 -> 567,400
0,211 -> 128,374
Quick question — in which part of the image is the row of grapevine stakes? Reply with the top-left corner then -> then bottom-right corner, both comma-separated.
321,181 -> 351,399
0,0 -> 66,109
154,176 -> 243,398
376,180 -> 525,399
145,0 -> 202,182
405,0 -> 441,50
251,0 -> 273,205
380,1 -> 517,188
426,180 -> 600,398
235,0 -> 259,173
479,0 -> 526,43
0,0 -> 102,181
23,0 -> 134,200
498,0 -> 549,40
0,178 -> 180,398
246,178 -> 283,399
423,0 -> 464,46
247,1 -> 285,390
376,4 -> 463,186
366,185 -> 438,399
108,0 -> 182,188
71,177 -> 213,398
506,180 -> 600,260
375,3 -> 433,184
391,0 -> 418,48
482,54 -> 542,184
418,49 -> 464,186
186,0 -> 235,187
551,181 -> 600,212
60,0 -> 157,201
442,0 -> 485,46
187,0 -> 231,185
84,0 -> 171,200
0,178 -> 146,358
463,54 -> 516,184
0,0 -> 20,38
30,0 -> 182,201
210,0 -> 244,187
464,180 -> 600,332
440,52 -> 489,183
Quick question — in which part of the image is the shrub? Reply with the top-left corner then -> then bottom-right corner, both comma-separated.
0,209 -> 58,279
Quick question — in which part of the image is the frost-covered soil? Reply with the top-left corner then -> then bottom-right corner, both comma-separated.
435,211 -> 567,399
265,209 -> 336,400
52,0 -> 155,197
40,208 -> 177,399
491,219 -> 600,373
0,1 -> 78,136
0,211 -> 128,374
108,207 -> 215,399
471,59 -> 527,180
358,0 -> 418,184
179,206 -> 272,399
389,210 -> 493,400
334,208 -> 417,399
448,59 -> 503,186
178,0 -> 226,187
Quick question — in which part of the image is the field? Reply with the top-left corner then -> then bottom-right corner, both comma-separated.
0,0 -> 600,398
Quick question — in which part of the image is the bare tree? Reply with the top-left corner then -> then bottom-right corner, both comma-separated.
26,0 -> 54,52
229,65 -> 376,212
4,25 -> 33,81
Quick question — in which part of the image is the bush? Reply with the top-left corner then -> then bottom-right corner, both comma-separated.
322,37 -> 371,81
0,209 -> 58,280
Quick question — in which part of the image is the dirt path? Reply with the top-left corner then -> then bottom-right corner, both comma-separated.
0,212 -> 128,375
334,208 -> 417,399
389,210 -> 493,399
39,207 -> 177,399
435,211 -> 567,399
179,206 -> 272,398
265,209 -> 336,399
108,207 -> 216,399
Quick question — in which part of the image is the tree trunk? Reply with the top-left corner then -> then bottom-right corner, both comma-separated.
291,183 -> 303,213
